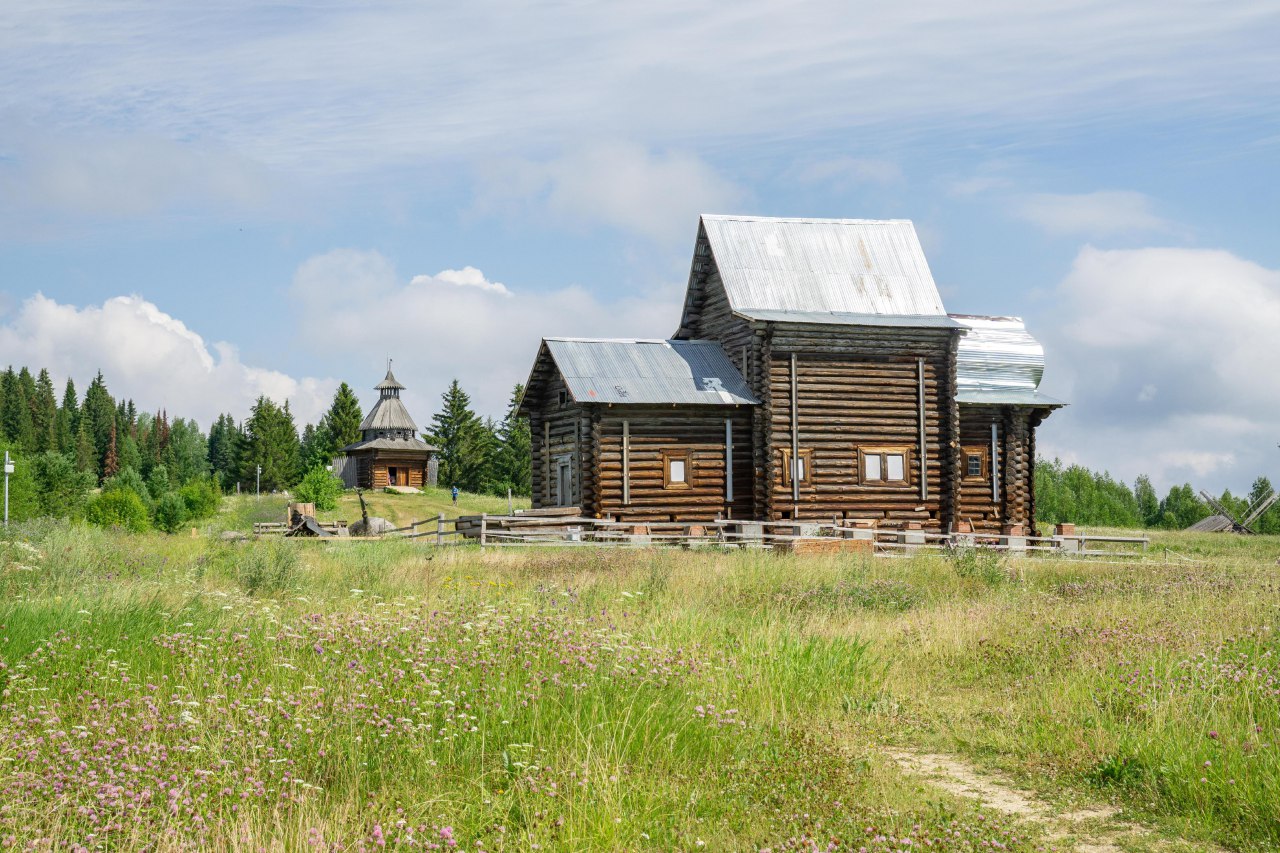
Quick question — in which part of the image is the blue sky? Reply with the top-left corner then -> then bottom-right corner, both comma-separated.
1,0 -> 1278,493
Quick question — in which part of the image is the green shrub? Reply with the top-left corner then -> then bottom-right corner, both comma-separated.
179,477 -> 223,520
104,467 -> 152,508
293,465 -> 343,511
236,540 -> 300,595
153,492 -> 189,534
85,489 -> 150,532
30,452 -> 95,519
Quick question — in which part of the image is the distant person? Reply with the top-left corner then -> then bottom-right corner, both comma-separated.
451,485 -> 459,507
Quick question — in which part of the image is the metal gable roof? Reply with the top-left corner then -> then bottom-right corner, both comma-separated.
951,314 -> 1066,408
543,338 -> 758,406
700,215 -> 947,317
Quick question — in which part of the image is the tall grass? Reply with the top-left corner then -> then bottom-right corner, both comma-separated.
1,523 -> 1277,849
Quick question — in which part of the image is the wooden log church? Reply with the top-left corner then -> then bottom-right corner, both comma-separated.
518,215 -> 1064,532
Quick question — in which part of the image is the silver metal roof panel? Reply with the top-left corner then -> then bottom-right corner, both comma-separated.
544,338 -> 758,406
736,309 -> 963,329
701,215 -> 947,317
951,314 -> 1064,406
956,389 -> 1066,407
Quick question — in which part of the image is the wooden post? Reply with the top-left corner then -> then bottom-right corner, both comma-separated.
436,513 -> 444,546
990,421 -> 1000,505
543,421 -> 551,506
790,352 -> 799,512
917,357 -> 927,502
622,419 -> 631,506
479,513 -> 488,547
724,417 -> 734,504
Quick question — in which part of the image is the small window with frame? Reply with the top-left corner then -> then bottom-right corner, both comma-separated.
662,450 -> 691,489
781,448 -> 813,487
859,447 -> 910,486
557,389 -> 569,406
962,446 -> 989,481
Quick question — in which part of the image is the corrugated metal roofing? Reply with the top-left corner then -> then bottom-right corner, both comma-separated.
701,215 -> 947,317
736,309 -> 963,329
358,396 -> 418,432
956,389 -> 1066,407
951,314 -> 1063,408
544,338 -> 757,405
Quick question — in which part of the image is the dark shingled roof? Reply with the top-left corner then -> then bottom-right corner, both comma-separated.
375,367 -> 405,391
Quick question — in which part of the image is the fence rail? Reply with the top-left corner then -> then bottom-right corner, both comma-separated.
255,510 -> 1149,559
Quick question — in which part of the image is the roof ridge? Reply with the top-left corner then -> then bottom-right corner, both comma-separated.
700,213 -> 915,225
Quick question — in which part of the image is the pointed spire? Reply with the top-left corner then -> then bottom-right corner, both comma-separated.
375,360 -> 405,395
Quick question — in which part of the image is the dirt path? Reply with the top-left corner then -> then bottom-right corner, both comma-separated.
883,747 -> 1215,852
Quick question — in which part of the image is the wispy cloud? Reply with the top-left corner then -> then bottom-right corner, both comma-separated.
473,143 -> 746,245
1013,191 -> 1171,237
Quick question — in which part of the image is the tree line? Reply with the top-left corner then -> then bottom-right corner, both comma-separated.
0,366 -> 532,531
207,379 -> 531,499
1035,458 -> 1280,532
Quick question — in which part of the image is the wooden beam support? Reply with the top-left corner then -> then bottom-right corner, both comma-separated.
917,357 -> 927,502
790,352 -> 800,512
622,419 -> 631,506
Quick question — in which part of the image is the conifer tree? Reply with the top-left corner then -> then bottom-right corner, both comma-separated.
1,367 -> 34,450
325,382 -> 364,452
489,384 -> 531,496
103,422 -> 120,480
81,372 -> 117,478
239,397 -> 301,491
32,369 -> 58,453
56,378 -> 78,452
427,380 -> 493,493
74,417 -> 96,474
207,413 -> 241,489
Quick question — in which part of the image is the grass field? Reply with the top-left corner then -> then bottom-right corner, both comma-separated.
1,498 -> 1277,850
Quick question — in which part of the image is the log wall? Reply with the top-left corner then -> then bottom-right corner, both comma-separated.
957,405 -> 1003,532
527,362 -> 590,512
762,323 -> 961,528
594,407 -> 754,521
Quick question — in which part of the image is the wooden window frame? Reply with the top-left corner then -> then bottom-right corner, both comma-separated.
662,449 -> 692,490
780,448 -> 814,488
962,445 -> 989,482
858,446 -> 912,487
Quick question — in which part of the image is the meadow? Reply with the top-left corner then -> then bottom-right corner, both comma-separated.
0,494 -> 1277,851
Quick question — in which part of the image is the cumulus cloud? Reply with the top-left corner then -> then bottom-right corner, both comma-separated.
0,294 -> 334,427
474,143 -> 747,245
291,248 -> 679,417
1014,191 -> 1171,237
1036,245 -> 1280,492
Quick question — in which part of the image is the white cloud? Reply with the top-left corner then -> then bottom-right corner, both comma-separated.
415,267 -> 512,297
2,2 -> 1273,177
474,143 -> 746,245
1014,191 -> 1171,237
291,248 -> 679,417
0,294 -> 333,427
785,157 -> 903,188
1037,245 -> 1280,492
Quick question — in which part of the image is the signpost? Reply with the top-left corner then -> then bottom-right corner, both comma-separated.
256,464 -> 262,500
3,451 -> 12,527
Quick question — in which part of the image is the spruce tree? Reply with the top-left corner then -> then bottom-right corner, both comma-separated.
163,418 -> 209,485
326,382 -> 364,452
103,422 -> 120,479
56,378 -> 78,452
490,384 -> 531,496
32,369 -> 58,453
1,367 -> 35,450
81,372 -> 117,479
207,414 -> 241,489
239,397 -> 301,491
73,417 -> 96,474
427,380 -> 493,493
